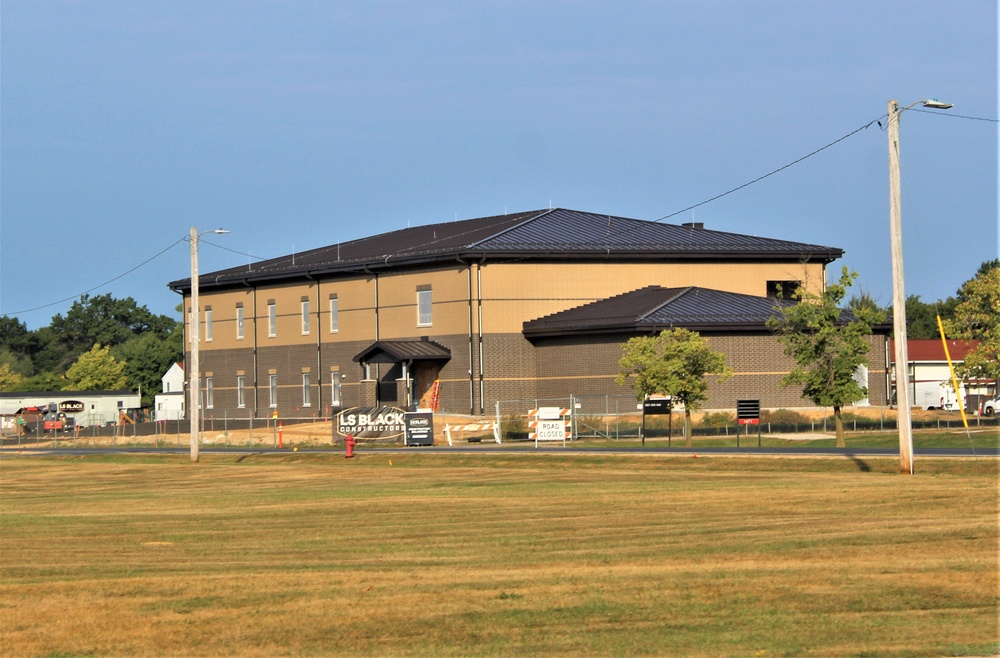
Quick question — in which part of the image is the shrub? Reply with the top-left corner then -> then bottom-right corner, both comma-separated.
761,409 -> 810,425
700,412 -> 735,427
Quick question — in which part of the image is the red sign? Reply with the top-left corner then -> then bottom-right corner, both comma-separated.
738,418 -> 760,425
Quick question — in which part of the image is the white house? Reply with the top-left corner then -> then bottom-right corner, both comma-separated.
155,362 -> 186,421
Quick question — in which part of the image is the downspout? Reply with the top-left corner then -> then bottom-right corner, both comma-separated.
374,271 -> 380,404
461,258 -> 475,414
477,259 -> 485,414
311,274 -> 323,415
249,282 -> 259,417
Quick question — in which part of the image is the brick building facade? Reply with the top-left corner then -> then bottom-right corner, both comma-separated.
169,208 -> 888,418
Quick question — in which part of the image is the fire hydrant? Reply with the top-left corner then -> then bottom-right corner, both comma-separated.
345,433 -> 356,459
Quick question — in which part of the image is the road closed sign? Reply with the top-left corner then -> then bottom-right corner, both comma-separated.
529,407 -> 570,446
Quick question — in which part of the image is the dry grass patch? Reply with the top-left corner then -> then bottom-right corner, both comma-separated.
1,454 -> 997,657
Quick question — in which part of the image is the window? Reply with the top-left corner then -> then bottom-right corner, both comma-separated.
205,308 -> 213,342
302,373 -> 312,407
269,375 -> 278,408
236,305 -> 244,340
205,377 -> 214,409
417,288 -> 432,326
329,295 -> 339,333
331,372 -> 342,406
301,299 -> 310,335
767,280 -> 801,299
237,376 -> 246,408
268,302 -> 277,337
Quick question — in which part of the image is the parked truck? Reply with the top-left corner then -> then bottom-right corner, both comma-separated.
912,381 -> 965,411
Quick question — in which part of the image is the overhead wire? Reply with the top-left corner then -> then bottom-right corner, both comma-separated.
4,237 -> 188,316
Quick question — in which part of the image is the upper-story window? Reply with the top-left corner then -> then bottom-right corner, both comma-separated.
204,308 -> 213,342
268,301 -> 277,337
767,280 -> 802,299
236,305 -> 244,340
417,288 -> 432,327
329,294 -> 339,333
301,299 -> 310,335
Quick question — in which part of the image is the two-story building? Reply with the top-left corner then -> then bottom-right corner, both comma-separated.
169,208 -> 890,417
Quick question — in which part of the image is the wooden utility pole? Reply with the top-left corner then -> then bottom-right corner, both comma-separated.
888,100 -> 914,474
190,226 -> 201,463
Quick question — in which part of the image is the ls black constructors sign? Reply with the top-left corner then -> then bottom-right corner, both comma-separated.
737,399 -> 761,425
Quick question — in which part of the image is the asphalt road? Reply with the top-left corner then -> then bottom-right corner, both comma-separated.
2,445 -> 997,457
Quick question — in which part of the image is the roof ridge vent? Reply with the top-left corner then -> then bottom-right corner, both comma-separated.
681,222 -> 704,229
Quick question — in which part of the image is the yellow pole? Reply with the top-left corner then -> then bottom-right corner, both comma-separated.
936,315 -> 969,429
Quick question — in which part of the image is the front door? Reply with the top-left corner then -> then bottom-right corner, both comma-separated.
415,362 -> 442,410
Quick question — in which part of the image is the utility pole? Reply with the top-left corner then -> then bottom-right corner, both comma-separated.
189,227 -> 229,463
190,227 -> 201,463
887,98 -> 952,474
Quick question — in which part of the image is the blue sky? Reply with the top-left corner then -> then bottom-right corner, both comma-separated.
2,1 -> 996,329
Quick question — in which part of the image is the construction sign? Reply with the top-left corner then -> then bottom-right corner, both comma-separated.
529,407 -> 571,447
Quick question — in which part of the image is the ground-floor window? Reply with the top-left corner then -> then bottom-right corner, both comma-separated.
302,373 -> 311,407
269,375 -> 278,408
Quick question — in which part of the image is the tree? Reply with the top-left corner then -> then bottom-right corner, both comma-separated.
944,261 -> 1000,389
0,363 -> 22,391
615,328 -> 732,447
904,294 -> 958,340
768,268 -> 886,447
49,293 -> 176,355
112,326 -> 183,405
65,344 -> 127,390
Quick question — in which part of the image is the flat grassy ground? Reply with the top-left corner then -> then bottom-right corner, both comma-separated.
1,453 -> 997,657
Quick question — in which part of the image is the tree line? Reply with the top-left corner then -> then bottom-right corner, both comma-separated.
0,294 -> 182,406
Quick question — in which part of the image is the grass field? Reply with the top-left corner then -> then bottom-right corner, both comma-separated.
1,452 -> 997,657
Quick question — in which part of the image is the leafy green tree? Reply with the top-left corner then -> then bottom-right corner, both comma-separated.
615,327 -> 732,446
0,363 -> 22,391
15,371 -> 68,392
112,325 -> 183,405
767,267 -> 886,447
0,345 -> 35,378
944,261 -> 1000,389
50,293 -> 176,355
65,344 -> 127,390
904,294 -> 958,340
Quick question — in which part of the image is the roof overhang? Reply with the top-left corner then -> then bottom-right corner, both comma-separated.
353,339 -> 452,364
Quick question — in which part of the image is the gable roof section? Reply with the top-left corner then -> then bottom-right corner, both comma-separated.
353,339 -> 452,364
523,286 -> 800,336
170,208 -> 843,292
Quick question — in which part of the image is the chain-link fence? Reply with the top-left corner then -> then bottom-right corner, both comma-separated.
0,415 -> 339,450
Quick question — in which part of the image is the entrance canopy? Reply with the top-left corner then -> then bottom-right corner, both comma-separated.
353,339 -> 451,364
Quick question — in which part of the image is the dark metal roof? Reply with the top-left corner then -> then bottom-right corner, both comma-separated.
522,286 -> 799,336
170,208 -> 843,293
353,340 -> 452,364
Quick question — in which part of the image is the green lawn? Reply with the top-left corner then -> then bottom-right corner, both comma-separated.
1,453 -> 997,657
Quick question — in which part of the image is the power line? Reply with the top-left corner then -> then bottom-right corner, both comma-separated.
4,237 -> 187,317
648,118 -> 880,224
910,108 -> 999,122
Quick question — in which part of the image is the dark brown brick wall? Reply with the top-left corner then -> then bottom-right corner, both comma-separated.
189,329 -> 889,417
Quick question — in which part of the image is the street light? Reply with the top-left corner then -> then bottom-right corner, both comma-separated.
189,227 -> 229,462
887,98 -> 952,474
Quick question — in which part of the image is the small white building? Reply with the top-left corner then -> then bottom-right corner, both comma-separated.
0,390 -> 141,430
890,339 -> 993,411
155,362 -> 186,421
